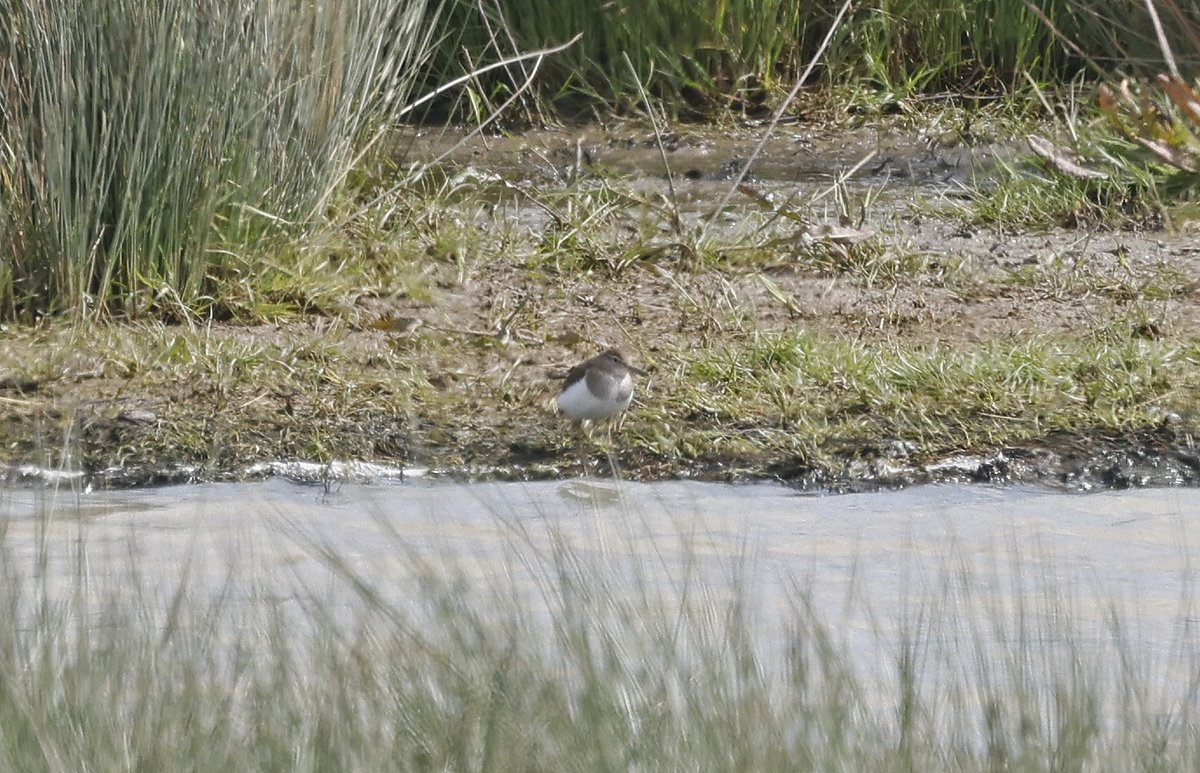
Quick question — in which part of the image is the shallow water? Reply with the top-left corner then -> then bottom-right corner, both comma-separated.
3,480 -> 1196,653
6,477 -> 1200,733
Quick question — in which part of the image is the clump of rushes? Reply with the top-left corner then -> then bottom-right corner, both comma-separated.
0,0 -> 439,321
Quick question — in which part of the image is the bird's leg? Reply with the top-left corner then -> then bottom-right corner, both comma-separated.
575,419 -> 591,478
604,419 -> 623,480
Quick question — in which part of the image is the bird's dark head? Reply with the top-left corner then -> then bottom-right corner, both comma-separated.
600,349 -> 625,365
599,349 -> 646,375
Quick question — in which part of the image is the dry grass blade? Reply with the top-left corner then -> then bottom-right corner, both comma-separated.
1027,135 -> 1109,180
1156,73 -> 1200,128
701,0 -> 854,237
1136,137 -> 1197,172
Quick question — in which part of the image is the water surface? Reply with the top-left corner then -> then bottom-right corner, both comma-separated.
4,480 -> 1195,656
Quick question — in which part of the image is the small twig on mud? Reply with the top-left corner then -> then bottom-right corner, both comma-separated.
808,151 -> 878,207
624,52 -> 683,235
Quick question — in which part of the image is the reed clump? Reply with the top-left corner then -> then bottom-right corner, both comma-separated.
0,0 -> 437,320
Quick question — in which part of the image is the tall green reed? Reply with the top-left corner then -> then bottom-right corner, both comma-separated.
827,0 -> 1063,91
0,0 -> 437,320
432,0 -> 818,118
431,0 -> 1197,119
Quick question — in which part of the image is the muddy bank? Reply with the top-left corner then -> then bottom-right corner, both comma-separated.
5,410 -> 1200,494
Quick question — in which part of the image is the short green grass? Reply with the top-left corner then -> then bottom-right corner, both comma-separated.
0,321 -> 433,480
955,77 -> 1200,231
634,323 -> 1189,472
6,283 -> 1193,484
964,152 -> 1166,230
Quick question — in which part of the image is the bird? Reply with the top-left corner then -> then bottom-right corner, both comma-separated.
556,348 -> 647,422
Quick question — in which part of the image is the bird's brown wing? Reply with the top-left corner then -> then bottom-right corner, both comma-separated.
561,361 -> 590,390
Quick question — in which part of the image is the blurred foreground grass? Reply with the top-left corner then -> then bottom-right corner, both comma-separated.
0,483 -> 1197,770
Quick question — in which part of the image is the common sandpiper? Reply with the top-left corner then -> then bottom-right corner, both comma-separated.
556,348 -> 646,422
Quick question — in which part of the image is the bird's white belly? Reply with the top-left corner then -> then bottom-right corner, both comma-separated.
556,377 -> 632,420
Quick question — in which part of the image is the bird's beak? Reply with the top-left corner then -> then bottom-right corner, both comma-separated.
628,363 -> 648,376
